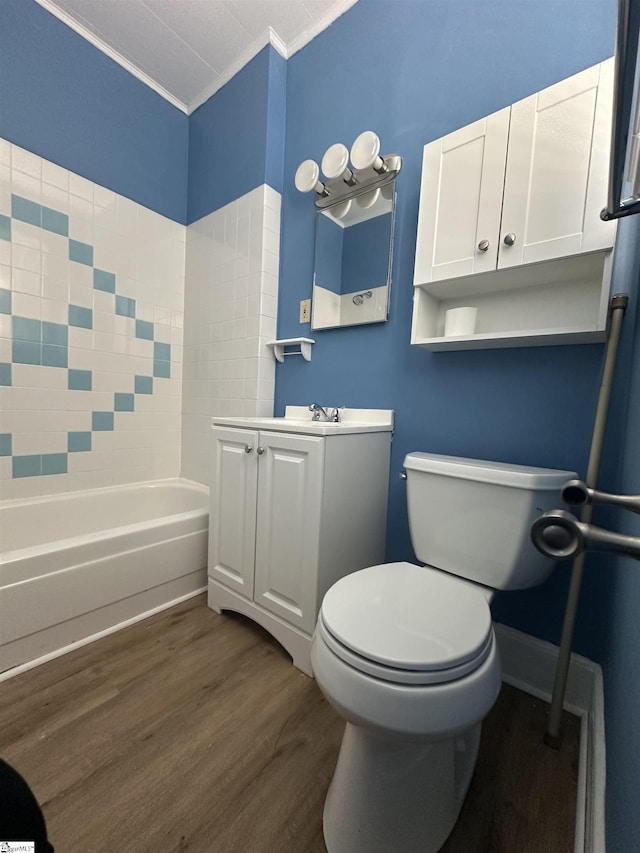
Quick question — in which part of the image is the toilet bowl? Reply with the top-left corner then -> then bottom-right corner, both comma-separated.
311,453 -> 575,853
311,562 -> 501,853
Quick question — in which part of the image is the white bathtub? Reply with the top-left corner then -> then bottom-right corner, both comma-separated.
0,478 -> 209,675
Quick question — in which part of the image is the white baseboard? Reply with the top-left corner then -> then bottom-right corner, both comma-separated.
494,623 -> 605,853
0,587 -> 207,683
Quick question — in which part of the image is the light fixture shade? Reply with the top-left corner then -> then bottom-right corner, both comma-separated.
321,143 -> 350,180
295,159 -> 322,193
355,188 -> 380,208
329,199 -> 352,220
351,130 -> 385,172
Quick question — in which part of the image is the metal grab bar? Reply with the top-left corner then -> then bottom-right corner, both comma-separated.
561,479 -> 640,514
531,509 -> 640,561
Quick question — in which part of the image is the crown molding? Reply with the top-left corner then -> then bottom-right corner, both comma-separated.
34,0 -> 190,113
35,0 -> 359,115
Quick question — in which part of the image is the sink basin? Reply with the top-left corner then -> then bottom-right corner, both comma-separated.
211,406 -> 394,436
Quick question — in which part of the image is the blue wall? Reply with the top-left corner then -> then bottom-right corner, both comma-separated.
275,0 -> 629,658
188,45 -> 286,224
0,0 -> 189,223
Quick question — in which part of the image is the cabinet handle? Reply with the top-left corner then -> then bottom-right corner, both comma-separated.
256,446 -> 265,455
503,233 -> 516,246
244,444 -> 252,453
477,239 -> 490,252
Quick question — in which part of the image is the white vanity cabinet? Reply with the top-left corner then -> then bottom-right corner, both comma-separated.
207,408 -> 393,675
412,58 -> 617,350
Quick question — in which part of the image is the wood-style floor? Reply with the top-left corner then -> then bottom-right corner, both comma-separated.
0,595 -> 580,853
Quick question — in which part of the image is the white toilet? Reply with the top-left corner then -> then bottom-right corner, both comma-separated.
311,452 -> 575,853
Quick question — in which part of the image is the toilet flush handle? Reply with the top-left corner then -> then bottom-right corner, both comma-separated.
399,471 -> 407,480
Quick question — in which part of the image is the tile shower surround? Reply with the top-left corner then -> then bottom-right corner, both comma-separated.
181,184 -> 280,484
0,140 -> 280,499
0,140 -> 184,500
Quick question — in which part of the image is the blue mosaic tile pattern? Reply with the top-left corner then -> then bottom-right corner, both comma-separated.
11,317 -> 68,367
0,214 -> 11,242
114,392 -> 134,411
136,319 -> 154,340
94,269 -> 116,294
135,375 -> 153,394
13,455 -> 42,478
68,368 -> 92,391
13,453 -> 68,478
12,340 -> 40,365
69,238 -> 93,266
12,195 -> 41,226
69,304 -> 92,328
115,295 -> 135,318
42,453 -> 67,475
92,411 -> 114,431
0,288 -> 11,314
3,190 -> 174,478
68,432 -> 91,452
42,207 -> 69,236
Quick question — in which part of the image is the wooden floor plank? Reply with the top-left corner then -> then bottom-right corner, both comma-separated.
0,595 -> 580,853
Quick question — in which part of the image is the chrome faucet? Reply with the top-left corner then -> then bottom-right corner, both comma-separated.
309,403 -> 341,422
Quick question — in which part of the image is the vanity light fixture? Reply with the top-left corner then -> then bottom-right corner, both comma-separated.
350,130 -> 388,174
295,159 -> 329,196
294,131 -> 402,210
355,188 -> 380,208
329,199 -> 352,219
321,143 -> 357,185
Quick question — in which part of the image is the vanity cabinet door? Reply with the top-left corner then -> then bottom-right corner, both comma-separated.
208,427 -> 259,599
253,431 -> 324,634
413,107 -> 510,284
498,59 -> 615,269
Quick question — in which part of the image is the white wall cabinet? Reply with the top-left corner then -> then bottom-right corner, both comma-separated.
208,411 -> 393,675
412,58 -> 617,350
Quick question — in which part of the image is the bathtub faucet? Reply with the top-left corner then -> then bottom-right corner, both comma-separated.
309,404 -> 341,422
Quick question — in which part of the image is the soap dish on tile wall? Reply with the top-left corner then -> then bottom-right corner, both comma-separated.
267,338 -> 315,362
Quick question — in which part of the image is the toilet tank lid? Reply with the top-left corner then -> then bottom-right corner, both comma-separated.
404,452 -> 576,490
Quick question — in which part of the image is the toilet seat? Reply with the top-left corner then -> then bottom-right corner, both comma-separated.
319,562 -> 493,686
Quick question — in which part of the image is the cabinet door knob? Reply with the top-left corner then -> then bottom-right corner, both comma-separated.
256,446 -> 265,455
503,232 -> 517,246
244,444 -> 252,453
477,239 -> 490,252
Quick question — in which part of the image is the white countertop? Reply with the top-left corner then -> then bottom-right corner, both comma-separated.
211,406 -> 394,436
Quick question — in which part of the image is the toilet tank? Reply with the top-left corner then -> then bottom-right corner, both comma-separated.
404,453 -> 576,590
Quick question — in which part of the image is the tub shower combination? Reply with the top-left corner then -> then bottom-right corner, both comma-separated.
0,478 -> 208,674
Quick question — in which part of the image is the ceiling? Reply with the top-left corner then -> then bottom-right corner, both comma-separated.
37,0 -> 357,114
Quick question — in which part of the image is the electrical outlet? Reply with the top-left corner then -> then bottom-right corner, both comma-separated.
299,299 -> 311,323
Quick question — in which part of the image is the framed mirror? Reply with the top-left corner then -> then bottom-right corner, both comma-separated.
311,184 -> 396,330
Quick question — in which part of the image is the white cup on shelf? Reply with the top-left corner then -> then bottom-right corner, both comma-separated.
443,306 -> 477,337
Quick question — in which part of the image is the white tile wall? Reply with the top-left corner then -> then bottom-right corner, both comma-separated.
0,140 -> 185,499
181,184 -> 280,484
